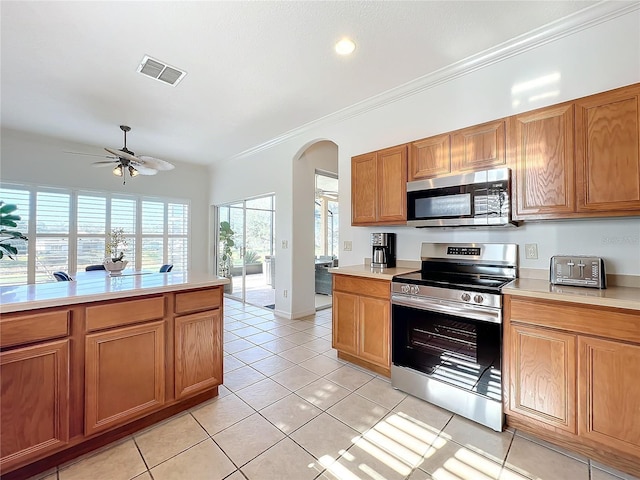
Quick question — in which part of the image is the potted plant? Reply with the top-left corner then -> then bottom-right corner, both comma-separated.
104,228 -> 128,274
0,201 -> 28,260
218,221 -> 234,293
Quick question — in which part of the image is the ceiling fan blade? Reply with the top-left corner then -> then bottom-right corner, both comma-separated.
138,155 -> 175,171
92,161 -> 118,167
65,151 -> 117,159
132,164 -> 158,176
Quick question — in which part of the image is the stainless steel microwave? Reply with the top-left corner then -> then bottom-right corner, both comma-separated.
406,167 -> 517,227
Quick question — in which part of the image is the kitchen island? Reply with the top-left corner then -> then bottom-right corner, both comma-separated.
0,272 -> 229,479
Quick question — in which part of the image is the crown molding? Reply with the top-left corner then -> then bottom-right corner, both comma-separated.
228,1 -> 640,162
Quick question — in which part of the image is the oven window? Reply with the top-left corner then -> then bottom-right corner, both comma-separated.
392,304 -> 501,397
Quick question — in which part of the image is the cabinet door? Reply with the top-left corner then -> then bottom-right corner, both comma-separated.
408,134 -> 451,180
510,103 -> 575,218
452,120 -> 506,171
85,321 -> 165,436
1,340 -> 69,471
351,152 -> 377,225
377,145 -> 407,223
332,291 -> 358,355
576,85 -> 640,213
358,296 -> 390,369
508,323 -> 576,432
579,337 -> 640,457
175,310 -> 223,399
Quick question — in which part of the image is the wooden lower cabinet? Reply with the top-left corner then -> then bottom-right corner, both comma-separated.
578,336 -> 640,457
505,296 -> 640,476
332,275 -> 391,376
175,310 -> 223,399
85,321 -> 166,436
508,323 -> 576,433
0,340 -> 70,472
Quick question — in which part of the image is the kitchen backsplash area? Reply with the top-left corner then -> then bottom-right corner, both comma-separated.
341,216 -> 640,280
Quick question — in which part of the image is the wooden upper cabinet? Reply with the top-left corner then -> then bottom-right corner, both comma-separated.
0,340 -> 70,472
377,145 -> 407,223
510,103 -> 575,218
409,133 -> 451,180
575,84 -> 640,213
508,322 -> 577,433
579,336 -> 640,457
452,120 -> 506,172
351,145 -> 407,225
351,152 -> 378,225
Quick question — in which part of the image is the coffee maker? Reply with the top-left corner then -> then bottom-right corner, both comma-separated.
371,233 -> 396,268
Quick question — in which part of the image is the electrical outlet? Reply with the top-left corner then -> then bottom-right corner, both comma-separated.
283,289 -> 288,298
344,241 -> 352,251
281,240 -> 288,249
525,243 -> 538,260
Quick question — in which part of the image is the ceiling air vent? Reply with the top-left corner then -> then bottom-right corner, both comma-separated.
137,55 -> 187,86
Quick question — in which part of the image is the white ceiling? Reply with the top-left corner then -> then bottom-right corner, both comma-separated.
1,1 -> 609,167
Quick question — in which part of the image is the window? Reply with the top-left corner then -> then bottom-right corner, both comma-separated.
0,183 -> 190,285
314,172 -> 339,258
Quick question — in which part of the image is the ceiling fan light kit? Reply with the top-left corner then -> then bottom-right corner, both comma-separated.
68,125 -> 175,185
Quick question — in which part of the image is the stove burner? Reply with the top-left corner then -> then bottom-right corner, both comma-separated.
393,271 -> 513,294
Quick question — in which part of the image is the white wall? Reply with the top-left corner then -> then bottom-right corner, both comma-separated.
0,127 -> 212,272
209,8 -> 640,315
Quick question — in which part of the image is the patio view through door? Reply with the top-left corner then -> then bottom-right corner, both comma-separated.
217,195 -> 275,308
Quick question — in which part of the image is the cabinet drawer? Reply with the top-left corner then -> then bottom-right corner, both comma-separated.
86,297 -> 165,332
175,288 -> 222,314
333,275 -> 390,299
0,310 -> 70,348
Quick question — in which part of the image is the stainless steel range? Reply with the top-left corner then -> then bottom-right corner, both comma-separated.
391,242 -> 518,431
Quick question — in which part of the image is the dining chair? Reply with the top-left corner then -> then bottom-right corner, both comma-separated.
85,264 -> 106,271
53,271 -> 72,281
159,264 -> 173,273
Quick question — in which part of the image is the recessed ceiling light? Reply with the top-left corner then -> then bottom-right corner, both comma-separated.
335,38 -> 356,56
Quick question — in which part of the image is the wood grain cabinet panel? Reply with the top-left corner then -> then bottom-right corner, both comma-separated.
332,275 -> 391,375
579,336 -> 640,457
351,152 -> 378,225
0,340 -> 70,471
452,120 -> 506,171
85,321 -> 165,436
351,146 -> 407,226
510,103 -> 575,218
85,297 -> 164,332
175,310 -> 222,399
508,323 -> 576,433
0,310 -> 69,348
377,145 -> 408,223
332,290 -> 358,355
576,84 -> 640,213
358,296 -> 390,368
175,288 -> 222,315
409,134 -> 451,180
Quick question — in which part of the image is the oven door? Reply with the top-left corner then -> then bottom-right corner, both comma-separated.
391,296 -> 501,399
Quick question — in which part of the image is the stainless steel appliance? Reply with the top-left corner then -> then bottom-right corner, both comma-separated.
391,242 -> 518,431
406,167 -> 517,227
371,233 -> 396,268
550,255 -> 606,289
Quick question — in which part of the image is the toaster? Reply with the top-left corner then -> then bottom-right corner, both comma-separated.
550,255 -> 606,289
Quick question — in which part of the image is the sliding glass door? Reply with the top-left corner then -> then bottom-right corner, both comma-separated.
217,195 -> 275,307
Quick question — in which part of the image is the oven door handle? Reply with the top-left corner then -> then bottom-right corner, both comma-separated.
391,294 -> 502,324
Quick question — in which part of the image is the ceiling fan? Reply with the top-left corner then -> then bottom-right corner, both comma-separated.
66,125 -> 175,184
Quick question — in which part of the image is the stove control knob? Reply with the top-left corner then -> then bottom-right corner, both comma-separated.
401,285 -> 410,294
474,294 -> 484,304
411,285 -> 420,295
461,293 -> 471,302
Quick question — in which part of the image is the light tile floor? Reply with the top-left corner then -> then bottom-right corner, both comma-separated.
29,298 -> 639,480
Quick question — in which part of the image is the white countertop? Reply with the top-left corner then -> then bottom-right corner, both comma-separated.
504,278 -> 640,312
328,263 -> 420,281
0,271 -> 230,314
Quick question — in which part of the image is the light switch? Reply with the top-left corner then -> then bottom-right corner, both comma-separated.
344,241 -> 352,251
281,240 -> 288,249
